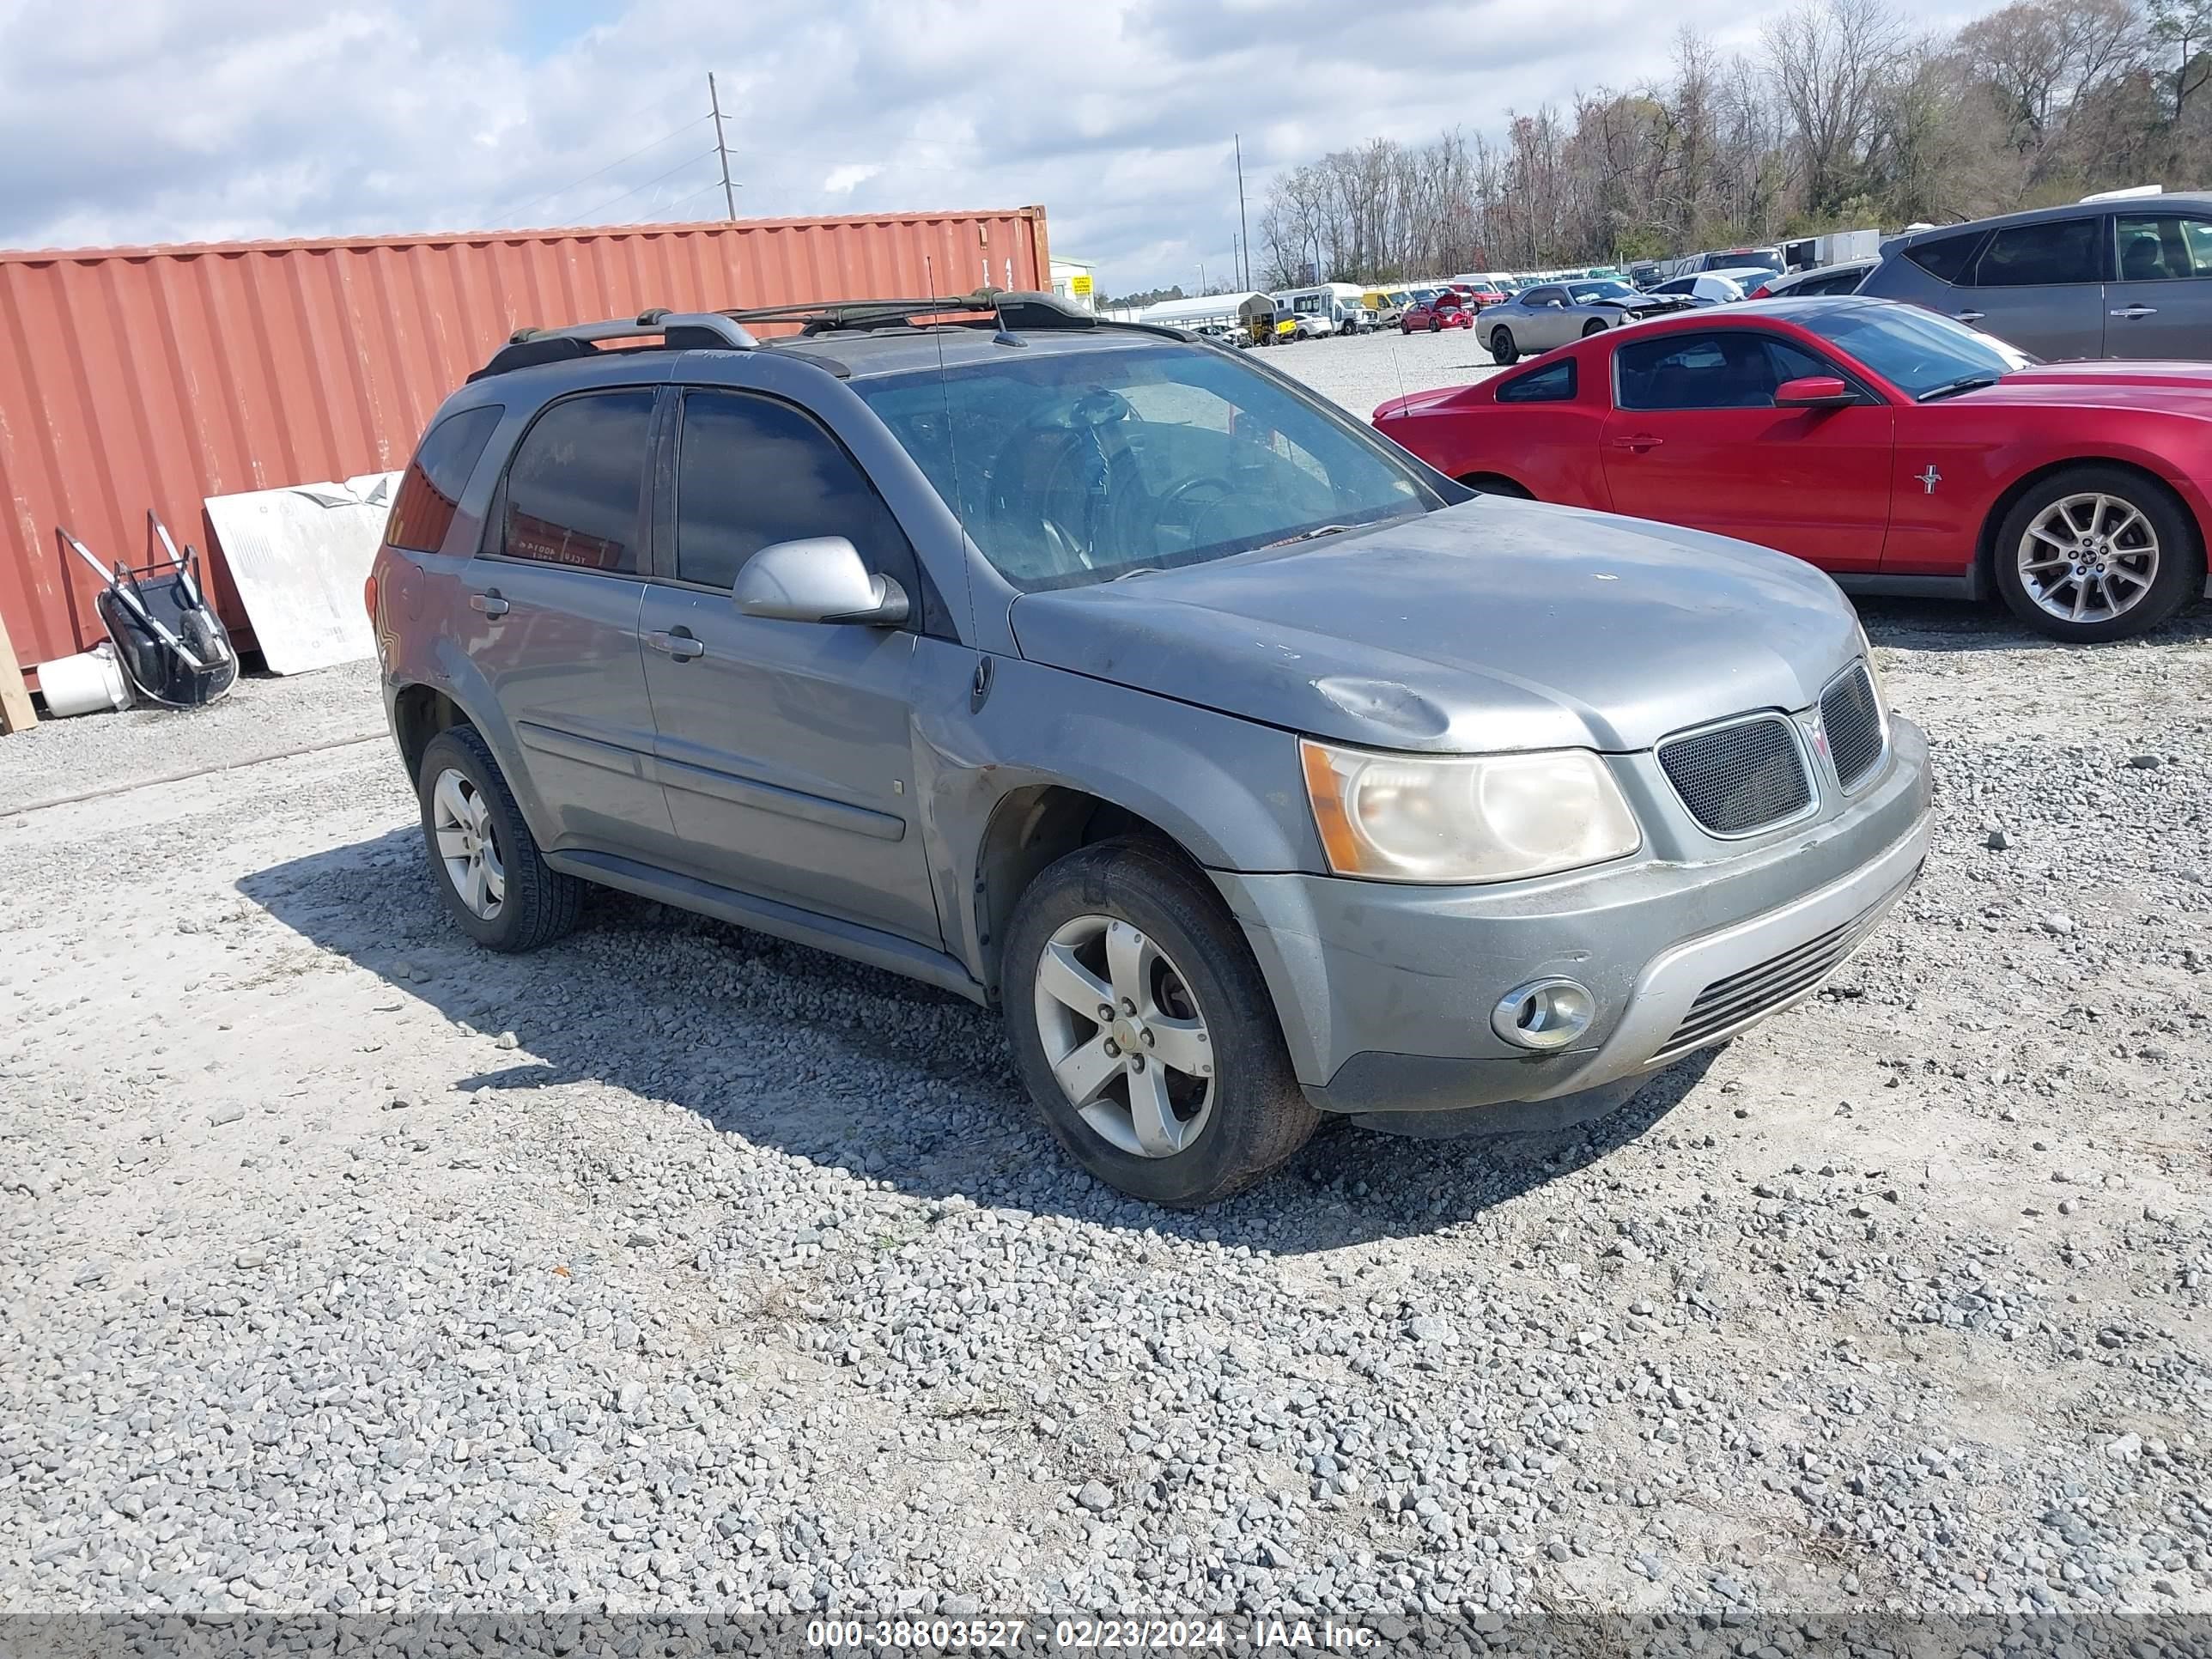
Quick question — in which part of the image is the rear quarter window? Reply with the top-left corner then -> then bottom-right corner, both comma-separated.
1902,230 -> 1987,286
1494,360 -> 1577,403
384,405 -> 502,553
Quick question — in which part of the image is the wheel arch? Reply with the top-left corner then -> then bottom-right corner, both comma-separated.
972,785 -> 1202,997
390,671 -> 558,850
392,682 -> 474,781
1975,455 -> 2206,597
1457,471 -> 1535,499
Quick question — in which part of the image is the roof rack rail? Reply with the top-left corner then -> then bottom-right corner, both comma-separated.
727,288 -> 1099,335
471,309 -> 757,380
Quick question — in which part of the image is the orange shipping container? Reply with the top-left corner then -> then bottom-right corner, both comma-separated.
0,206 -> 1050,679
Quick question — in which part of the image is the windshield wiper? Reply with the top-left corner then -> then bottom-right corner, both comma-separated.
1106,566 -> 1167,582
1257,523 -> 1358,550
1918,372 -> 2003,403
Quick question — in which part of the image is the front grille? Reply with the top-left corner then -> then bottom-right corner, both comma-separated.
1820,663 -> 1886,792
1656,902 -> 1880,1060
1657,716 -> 1812,836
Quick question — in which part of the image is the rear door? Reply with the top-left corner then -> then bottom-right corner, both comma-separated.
1954,214 -> 2109,359
2103,209 -> 2212,358
636,385 -> 940,946
1599,329 -> 1893,572
463,387 -> 672,852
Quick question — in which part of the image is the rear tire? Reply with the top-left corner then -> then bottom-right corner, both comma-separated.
1990,465 -> 2202,643
1000,838 -> 1319,1206
417,726 -> 582,953
1490,326 -> 1518,365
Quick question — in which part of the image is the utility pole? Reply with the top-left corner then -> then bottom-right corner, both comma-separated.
708,73 -> 737,222
1234,133 -> 1251,289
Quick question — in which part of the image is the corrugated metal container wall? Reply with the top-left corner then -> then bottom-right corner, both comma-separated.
0,207 -> 1050,676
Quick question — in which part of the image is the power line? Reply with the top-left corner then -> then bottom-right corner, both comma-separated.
490,112 -> 715,223
572,149 -> 722,224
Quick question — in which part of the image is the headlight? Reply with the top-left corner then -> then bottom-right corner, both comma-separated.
1300,738 -> 1641,884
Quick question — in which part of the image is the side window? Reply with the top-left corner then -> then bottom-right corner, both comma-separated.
2113,213 -> 2212,281
1616,332 -> 1820,410
385,405 -> 501,553
674,389 -> 917,597
496,390 -> 654,573
1495,359 -> 1577,404
1972,217 -> 2105,287
1903,230 -> 1986,285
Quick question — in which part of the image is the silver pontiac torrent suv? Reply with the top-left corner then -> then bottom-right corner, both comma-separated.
369,291 -> 1933,1206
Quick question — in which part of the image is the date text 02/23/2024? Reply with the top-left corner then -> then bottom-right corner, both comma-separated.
805,1617 -> 1384,1650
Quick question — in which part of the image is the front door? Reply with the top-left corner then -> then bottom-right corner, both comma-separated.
1600,330 -> 1894,573
462,386 -> 672,853
2102,208 -> 2212,358
638,386 -> 941,948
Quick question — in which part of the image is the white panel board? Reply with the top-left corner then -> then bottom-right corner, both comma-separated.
203,473 -> 400,675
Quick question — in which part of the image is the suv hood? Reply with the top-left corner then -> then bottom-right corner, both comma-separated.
1007,501 -> 1862,755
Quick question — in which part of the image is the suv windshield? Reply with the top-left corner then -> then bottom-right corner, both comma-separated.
1797,304 -> 2034,397
856,343 -> 1447,591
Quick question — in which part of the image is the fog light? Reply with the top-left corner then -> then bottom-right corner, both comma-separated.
1491,977 -> 1595,1052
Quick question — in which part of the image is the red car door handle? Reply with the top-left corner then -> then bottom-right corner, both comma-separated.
1609,434 -> 1664,452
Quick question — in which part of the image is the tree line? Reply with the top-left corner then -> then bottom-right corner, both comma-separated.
1256,0 -> 2212,282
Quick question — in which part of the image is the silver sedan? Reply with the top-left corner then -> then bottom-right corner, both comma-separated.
1480,279 -> 1697,363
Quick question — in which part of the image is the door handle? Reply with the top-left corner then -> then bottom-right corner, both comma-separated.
1608,434 -> 1664,452
2110,305 -> 2158,318
1952,310 -> 1985,324
647,629 -> 705,661
468,591 -> 509,617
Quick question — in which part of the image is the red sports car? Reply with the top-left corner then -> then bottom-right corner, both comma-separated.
1399,295 -> 1474,333
1373,296 -> 2211,641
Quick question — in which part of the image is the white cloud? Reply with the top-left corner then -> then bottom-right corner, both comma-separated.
0,0 -> 1972,290
821,163 -> 884,195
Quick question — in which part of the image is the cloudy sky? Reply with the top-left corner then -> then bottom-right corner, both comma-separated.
3,0 -> 1798,292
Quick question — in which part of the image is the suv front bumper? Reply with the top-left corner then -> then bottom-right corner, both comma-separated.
1211,715 -> 1932,1119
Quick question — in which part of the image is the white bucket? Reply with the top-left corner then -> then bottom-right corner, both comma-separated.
37,642 -> 131,718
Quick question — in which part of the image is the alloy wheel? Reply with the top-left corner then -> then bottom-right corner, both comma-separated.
2017,492 -> 2160,625
431,767 -> 506,920
1031,915 -> 1216,1158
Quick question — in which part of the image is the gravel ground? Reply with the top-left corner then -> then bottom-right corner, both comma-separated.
1258,325 -> 1504,417
1,658 -> 385,812
3,407 -> 2211,1638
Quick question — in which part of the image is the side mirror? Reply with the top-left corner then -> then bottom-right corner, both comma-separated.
1773,375 -> 1856,409
733,536 -> 908,626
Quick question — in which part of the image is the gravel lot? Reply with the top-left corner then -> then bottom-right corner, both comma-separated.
3,364 -> 2211,1638
1261,325 -> 1504,417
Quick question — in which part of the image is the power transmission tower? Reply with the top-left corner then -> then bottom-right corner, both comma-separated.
708,73 -> 737,222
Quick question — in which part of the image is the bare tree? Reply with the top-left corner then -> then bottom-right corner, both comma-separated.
1248,0 -> 2188,282
1764,0 -> 1907,213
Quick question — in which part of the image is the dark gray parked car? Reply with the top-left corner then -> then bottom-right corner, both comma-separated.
369,292 -> 1932,1205
1860,194 -> 2212,360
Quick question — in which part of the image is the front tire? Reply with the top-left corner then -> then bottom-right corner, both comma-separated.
1427,316 -> 1441,333
1581,319 -> 1608,337
1490,326 -> 1518,365
417,726 -> 581,952
1991,465 -> 2203,642
1000,838 -> 1319,1206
